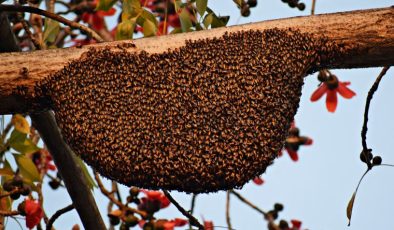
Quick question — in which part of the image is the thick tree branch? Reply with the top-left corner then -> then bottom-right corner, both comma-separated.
30,112 -> 106,230
0,7 -> 393,114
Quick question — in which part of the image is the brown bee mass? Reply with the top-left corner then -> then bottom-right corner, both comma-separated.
36,29 -> 343,193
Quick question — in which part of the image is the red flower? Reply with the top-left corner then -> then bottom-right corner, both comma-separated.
252,176 -> 264,185
279,122 -> 312,162
163,218 -> 188,230
290,219 -> 302,230
81,0 -> 116,31
138,190 -> 170,213
204,220 -> 214,230
310,70 -> 356,113
31,149 -> 56,174
25,199 -> 44,229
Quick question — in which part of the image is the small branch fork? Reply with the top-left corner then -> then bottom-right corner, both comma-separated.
0,4 -> 104,42
93,172 -> 147,218
162,190 -> 204,230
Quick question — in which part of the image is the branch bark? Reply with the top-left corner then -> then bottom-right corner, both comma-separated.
30,112 -> 106,230
0,7 -> 393,114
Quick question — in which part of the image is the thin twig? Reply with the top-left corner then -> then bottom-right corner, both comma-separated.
94,172 -> 147,218
0,210 -> 19,216
46,204 -> 74,230
107,182 -> 116,230
17,14 -> 42,49
163,190 -> 204,230
0,4 -> 104,42
230,190 -> 267,217
188,194 -> 197,230
361,67 -> 390,158
311,0 -> 316,15
190,194 -> 197,215
226,191 -> 232,230
36,183 -> 49,224
0,188 -> 21,199
94,172 -> 124,209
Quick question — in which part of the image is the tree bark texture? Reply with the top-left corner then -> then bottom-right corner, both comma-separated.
0,7 -> 393,114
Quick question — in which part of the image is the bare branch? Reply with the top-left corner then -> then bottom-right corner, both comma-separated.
0,4 -> 104,42
46,204 -> 74,230
231,190 -> 267,217
0,210 -> 20,216
94,172 -> 147,218
163,190 -> 204,229
361,66 -> 390,151
226,191 -> 233,230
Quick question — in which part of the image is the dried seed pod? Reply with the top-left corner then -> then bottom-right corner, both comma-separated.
35,29 -> 345,193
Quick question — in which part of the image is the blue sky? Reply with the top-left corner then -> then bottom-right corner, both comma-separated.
4,0 -> 394,229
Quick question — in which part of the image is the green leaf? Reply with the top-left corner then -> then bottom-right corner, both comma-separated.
43,18 -> 60,44
206,7 -> 229,28
196,0 -> 207,16
179,9 -> 193,32
8,129 -> 27,146
116,20 -> 136,40
203,13 -> 213,28
75,156 -> 97,190
170,28 -> 183,34
13,154 -> 41,183
10,138 -> 40,155
122,0 -> 142,20
143,19 -> 157,37
96,0 -> 117,11
174,0 -> 182,13
346,192 -> 356,226
195,23 -> 203,31
141,9 -> 158,26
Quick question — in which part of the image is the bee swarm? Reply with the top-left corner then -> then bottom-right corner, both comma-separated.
36,29 -> 343,193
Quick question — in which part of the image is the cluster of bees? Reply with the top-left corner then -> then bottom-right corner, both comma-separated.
35,29 -> 343,193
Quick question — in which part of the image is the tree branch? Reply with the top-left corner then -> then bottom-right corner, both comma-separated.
94,172 -> 147,218
361,66 -> 390,151
0,7 -> 393,114
46,204 -> 74,230
30,112 -> 106,230
162,190 -> 204,229
0,4 -> 104,42
226,191 -> 233,230
230,190 -> 267,217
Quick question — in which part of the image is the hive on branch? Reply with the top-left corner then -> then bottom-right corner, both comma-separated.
34,29 -> 343,193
